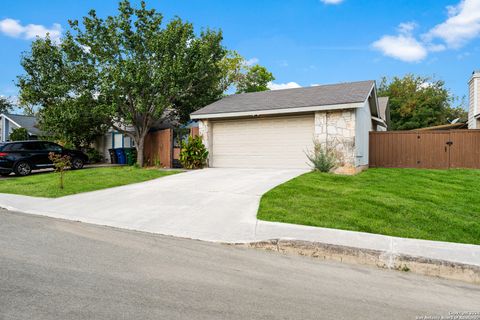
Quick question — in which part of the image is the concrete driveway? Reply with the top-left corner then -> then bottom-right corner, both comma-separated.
0,168 -> 306,242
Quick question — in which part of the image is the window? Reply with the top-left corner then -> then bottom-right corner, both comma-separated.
23,142 -> 43,150
42,142 -> 62,152
3,142 -> 38,151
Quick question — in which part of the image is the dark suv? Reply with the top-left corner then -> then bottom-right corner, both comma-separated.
0,141 -> 89,176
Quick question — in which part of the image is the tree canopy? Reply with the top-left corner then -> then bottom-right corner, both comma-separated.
9,128 -> 29,141
18,36 -> 110,148
17,0 -> 275,164
378,74 -> 467,130
236,65 -> 275,94
0,96 -> 12,114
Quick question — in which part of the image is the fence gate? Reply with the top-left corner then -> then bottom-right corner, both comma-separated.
369,130 -> 480,169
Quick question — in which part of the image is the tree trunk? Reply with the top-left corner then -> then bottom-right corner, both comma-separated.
135,133 -> 147,167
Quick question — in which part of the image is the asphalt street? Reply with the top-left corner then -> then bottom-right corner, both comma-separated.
0,209 -> 478,320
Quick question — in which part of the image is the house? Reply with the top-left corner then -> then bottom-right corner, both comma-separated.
468,70 -> 480,129
94,129 -> 135,162
191,80 -> 387,174
0,113 -> 43,142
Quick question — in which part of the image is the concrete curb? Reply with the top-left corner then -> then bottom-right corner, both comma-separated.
237,239 -> 480,284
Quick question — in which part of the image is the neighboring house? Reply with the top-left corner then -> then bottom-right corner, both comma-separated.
191,80 -> 387,174
0,113 -> 43,142
94,128 -> 135,162
468,70 -> 480,129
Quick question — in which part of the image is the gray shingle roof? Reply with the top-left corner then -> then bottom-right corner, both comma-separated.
192,80 -> 374,116
4,113 -> 43,136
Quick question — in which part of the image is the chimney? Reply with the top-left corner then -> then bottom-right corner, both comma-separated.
468,71 -> 480,129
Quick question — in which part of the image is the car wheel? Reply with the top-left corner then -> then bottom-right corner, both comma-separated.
14,161 -> 32,176
71,158 -> 84,170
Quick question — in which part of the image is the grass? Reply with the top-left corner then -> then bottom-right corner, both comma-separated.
0,167 -> 180,198
258,168 -> 480,245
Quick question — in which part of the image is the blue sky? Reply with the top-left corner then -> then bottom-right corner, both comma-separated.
1,0 -> 479,110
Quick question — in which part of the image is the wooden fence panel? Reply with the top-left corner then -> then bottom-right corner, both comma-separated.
144,129 -> 173,168
417,132 -> 450,169
369,130 -> 480,169
190,127 -> 199,137
369,132 -> 418,168
450,130 -> 480,169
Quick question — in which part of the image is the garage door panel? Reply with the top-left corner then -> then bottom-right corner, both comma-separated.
211,115 -> 314,169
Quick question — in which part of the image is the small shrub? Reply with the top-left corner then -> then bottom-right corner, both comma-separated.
84,148 -> 103,163
179,136 -> 208,169
48,152 -> 71,189
306,140 -> 339,173
9,128 -> 29,141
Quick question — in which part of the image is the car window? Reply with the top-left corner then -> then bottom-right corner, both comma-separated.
42,142 -> 63,152
0,143 -> 4,151
23,142 -> 43,150
4,143 -> 25,151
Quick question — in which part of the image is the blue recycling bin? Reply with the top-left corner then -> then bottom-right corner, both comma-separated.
115,148 -> 126,165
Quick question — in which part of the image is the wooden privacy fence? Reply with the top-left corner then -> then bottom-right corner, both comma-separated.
144,127 -> 200,168
369,130 -> 480,169
144,129 -> 173,168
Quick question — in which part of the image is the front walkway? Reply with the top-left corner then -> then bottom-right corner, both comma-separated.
0,168 -> 478,267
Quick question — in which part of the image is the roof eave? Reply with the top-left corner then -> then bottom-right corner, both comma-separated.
190,102 -> 364,120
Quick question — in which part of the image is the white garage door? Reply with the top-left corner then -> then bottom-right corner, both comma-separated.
211,115 -> 315,169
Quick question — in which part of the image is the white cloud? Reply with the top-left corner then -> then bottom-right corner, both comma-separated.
372,22 -> 428,62
0,19 -> 24,37
268,82 -> 301,90
373,0 -> 480,62
244,57 -> 259,66
0,18 -> 62,42
320,0 -> 344,4
425,0 -> 480,48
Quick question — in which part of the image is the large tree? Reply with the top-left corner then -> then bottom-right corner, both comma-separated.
19,0 -> 227,165
378,75 -> 467,130
18,1 -> 275,163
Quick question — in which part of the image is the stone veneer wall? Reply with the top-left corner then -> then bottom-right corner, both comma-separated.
198,120 -> 212,165
314,110 -> 356,174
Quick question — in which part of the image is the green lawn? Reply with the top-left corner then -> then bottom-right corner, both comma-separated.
0,167 -> 180,198
258,168 -> 480,245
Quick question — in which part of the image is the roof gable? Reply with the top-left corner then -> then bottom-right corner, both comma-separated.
2,113 -> 43,136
